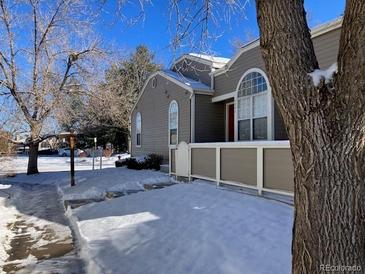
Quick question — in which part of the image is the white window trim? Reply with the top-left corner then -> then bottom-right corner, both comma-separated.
234,68 -> 273,141
136,112 -> 142,147
168,100 -> 179,147
225,102 -> 234,142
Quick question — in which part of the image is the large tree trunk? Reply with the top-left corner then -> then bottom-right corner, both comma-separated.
27,141 -> 39,175
256,0 -> 365,273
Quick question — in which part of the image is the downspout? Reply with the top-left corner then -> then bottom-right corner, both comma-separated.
190,92 -> 195,143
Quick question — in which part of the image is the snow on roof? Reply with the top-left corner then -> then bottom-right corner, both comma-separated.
188,53 -> 230,68
162,70 -> 213,92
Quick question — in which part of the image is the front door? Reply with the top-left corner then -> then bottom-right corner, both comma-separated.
228,104 -> 234,142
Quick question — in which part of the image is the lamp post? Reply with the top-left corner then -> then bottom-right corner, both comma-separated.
59,130 -> 77,187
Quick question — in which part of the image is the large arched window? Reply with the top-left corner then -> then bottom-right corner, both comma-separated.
237,69 -> 269,140
169,101 -> 178,145
136,112 -> 142,146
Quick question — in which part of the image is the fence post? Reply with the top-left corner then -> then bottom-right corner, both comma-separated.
257,147 -> 264,195
169,148 -> 171,175
188,146 -> 192,181
216,147 -> 220,186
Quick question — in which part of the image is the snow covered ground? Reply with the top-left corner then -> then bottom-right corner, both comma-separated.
69,182 -> 293,274
0,154 -> 129,176
1,156 -> 293,274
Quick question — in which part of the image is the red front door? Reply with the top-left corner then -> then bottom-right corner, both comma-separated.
228,104 -> 234,141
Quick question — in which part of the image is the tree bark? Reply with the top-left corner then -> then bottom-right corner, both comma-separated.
256,0 -> 365,273
27,141 -> 39,175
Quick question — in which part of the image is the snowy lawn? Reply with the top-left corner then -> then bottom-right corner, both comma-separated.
1,162 -> 172,271
4,165 -> 171,201
69,181 -> 293,274
0,154 -> 129,175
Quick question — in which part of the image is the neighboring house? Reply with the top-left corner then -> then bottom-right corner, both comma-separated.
130,18 -> 342,196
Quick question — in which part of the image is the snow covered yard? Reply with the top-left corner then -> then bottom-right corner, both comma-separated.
1,160 -> 293,274
0,154 -> 129,176
0,159 -> 171,273
69,181 -> 293,274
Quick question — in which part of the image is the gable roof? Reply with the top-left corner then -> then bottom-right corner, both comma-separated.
212,17 -> 343,76
172,53 -> 230,70
162,70 -> 212,92
130,70 -> 213,115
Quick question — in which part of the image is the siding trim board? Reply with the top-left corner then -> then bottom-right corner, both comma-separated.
212,91 -> 235,102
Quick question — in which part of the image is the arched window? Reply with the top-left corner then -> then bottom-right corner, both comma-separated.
237,70 -> 269,140
136,112 -> 142,146
169,101 -> 178,145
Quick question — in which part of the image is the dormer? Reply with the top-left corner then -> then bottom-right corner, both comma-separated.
171,53 -> 229,87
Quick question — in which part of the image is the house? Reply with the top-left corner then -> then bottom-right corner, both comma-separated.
130,18 -> 342,196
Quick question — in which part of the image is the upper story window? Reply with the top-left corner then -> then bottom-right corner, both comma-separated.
237,70 -> 269,140
136,112 -> 142,146
169,101 -> 178,145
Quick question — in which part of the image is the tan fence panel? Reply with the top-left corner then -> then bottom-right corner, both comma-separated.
264,148 -> 294,192
191,148 -> 216,179
220,148 -> 257,186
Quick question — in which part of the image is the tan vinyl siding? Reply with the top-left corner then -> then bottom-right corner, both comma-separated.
191,148 -> 216,179
220,148 -> 257,186
131,74 -> 191,162
264,148 -> 294,192
173,59 -> 211,86
313,28 -> 340,69
194,95 -> 225,142
214,28 -> 341,97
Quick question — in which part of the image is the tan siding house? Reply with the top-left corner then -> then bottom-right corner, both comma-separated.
131,74 -> 192,162
130,18 -> 342,197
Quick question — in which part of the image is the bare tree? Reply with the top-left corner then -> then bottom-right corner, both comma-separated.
170,0 -> 364,272
57,45 -> 160,150
0,0 -> 102,174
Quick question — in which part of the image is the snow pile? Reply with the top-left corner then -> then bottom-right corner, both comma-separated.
309,63 -> 337,86
0,183 -> 80,272
59,167 -> 171,201
0,192 -> 18,267
68,182 -> 293,274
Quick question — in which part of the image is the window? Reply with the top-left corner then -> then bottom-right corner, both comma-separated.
237,70 -> 269,140
136,112 -> 141,146
169,101 -> 178,145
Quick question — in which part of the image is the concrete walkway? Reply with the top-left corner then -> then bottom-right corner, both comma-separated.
1,183 -> 84,274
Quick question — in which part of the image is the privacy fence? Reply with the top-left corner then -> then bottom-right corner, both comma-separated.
170,141 -> 294,196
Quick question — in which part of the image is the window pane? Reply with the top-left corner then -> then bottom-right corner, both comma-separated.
253,117 -> 267,140
253,93 -> 267,118
238,120 -> 250,141
136,113 -> 141,133
170,112 -> 177,129
170,129 -> 177,145
137,133 -> 141,146
238,97 -> 251,120
169,102 -> 178,129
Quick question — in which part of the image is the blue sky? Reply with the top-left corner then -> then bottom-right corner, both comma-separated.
97,0 -> 346,67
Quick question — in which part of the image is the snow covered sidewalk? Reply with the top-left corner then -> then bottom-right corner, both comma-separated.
69,181 -> 293,274
0,183 -> 84,273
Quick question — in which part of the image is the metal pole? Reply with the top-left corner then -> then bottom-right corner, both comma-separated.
70,135 -> 75,187
92,137 -> 97,170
